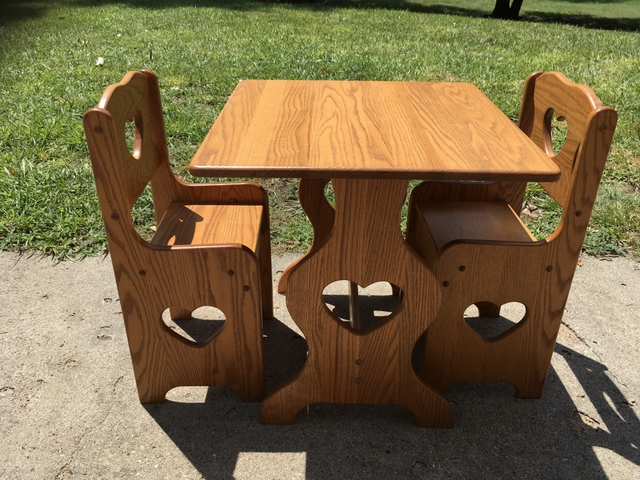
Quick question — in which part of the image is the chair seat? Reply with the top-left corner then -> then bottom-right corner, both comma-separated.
415,201 -> 536,252
151,203 -> 263,252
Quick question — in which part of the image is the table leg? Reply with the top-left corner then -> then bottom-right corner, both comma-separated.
260,178 -> 453,427
348,280 -> 361,329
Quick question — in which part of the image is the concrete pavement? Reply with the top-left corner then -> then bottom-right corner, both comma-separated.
0,252 -> 638,479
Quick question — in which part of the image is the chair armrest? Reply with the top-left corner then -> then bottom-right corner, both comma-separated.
149,161 -> 269,217
173,179 -> 269,206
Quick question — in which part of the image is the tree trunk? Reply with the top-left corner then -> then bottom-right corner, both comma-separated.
491,0 -> 511,18
509,0 -> 524,18
491,0 -> 523,19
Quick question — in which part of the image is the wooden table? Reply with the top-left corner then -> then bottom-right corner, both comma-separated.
189,80 -> 560,427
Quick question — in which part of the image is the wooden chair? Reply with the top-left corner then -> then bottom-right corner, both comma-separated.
406,71 -> 617,397
83,70 -> 273,403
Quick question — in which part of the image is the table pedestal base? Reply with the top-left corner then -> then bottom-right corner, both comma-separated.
259,178 -> 453,427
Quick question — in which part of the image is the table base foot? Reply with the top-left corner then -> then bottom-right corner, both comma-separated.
259,361 -> 454,428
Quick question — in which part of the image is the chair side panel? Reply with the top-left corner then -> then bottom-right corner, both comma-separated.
120,246 -> 265,402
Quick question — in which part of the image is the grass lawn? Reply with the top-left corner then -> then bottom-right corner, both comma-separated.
1,0 -> 639,258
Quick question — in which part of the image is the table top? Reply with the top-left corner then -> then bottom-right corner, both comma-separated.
189,79 -> 561,181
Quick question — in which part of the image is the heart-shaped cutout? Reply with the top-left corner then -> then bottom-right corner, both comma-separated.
464,302 -> 527,340
322,280 -> 402,330
544,109 -> 568,156
162,306 -> 226,344
125,109 -> 143,159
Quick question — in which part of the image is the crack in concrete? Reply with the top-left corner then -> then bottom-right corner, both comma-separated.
113,375 -> 124,393
54,388 -> 120,478
20,379 -> 46,409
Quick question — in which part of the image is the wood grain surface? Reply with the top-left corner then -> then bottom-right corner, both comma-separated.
419,201 -> 536,249
190,80 -> 560,181
152,204 -> 263,252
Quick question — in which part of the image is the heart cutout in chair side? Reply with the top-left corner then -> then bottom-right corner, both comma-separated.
464,302 -> 527,340
322,280 -> 403,331
162,306 -> 226,344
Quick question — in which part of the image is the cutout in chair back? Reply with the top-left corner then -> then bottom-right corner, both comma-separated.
543,109 -> 568,157
464,302 -> 527,340
322,280 -> 402,330
162,306 -> 226,344
125,109 -> 144,160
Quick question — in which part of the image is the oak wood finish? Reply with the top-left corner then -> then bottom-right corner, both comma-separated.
420,202 -> 536,248
152,204 -> 263,252
189,77 -> 567,427
83,70 -> 273,403
189,80 -> 560,182
275,178 -> 363,329
229,79 -> 559,298
406,72 -> 617,397
259,178 -> 453,427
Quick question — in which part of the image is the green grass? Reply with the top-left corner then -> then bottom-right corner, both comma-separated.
1,0 -> 639,258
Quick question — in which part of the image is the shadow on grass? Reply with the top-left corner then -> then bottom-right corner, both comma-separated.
0,0 -> 638,32
141,313 -> 640,477
522,9 -> 640,30
0,1 -> 49,25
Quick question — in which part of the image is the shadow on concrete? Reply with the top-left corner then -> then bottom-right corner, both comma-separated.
1,0 -> 638,32
143,310 -> 640,478
556,343 -> 640,466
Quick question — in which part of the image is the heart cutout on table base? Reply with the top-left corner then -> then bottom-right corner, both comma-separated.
322,280 -> 403,331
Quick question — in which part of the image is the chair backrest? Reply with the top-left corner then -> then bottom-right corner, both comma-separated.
519,72 -> 609,208
85,71 -> 180,245
87,70 -> 170,212
519,72 -> 617,247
